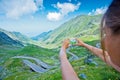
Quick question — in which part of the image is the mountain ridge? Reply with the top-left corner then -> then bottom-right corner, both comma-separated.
0,28 -> 33,47
31,30 -> 52,41
33,14 -> 102,48
0,31 -> 23,47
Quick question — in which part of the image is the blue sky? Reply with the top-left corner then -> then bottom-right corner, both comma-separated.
0,0 -> 112,37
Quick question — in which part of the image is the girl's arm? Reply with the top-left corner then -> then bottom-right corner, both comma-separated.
59,39 -> 80,80
76,38 -> 112,65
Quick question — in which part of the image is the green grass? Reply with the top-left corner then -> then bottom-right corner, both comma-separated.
71,58 -> 120,80
0,40 -> 120,80
38,15 -> 102,49
68,39 -> 120,80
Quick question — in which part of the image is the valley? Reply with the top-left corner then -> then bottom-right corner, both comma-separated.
0,14 -> 120,80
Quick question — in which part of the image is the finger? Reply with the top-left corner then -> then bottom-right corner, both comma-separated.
66,38 -> 70,41
75,38 -> 79,43
65,38 -> 70,43
63,39 -> 69,44
73,44 -> 79,46
64,38 -> 69,41
75,38 -> 79,41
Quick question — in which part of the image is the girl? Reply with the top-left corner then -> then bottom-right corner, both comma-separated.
59,0 -> 120,80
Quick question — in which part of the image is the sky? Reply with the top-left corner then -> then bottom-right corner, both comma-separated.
0,0 -> 112,37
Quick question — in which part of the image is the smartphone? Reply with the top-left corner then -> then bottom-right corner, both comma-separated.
70,38 -> 77,45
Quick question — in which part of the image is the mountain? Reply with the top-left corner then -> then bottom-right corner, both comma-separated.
0,31 -> 23,47
0,28 -> 19,41
31,30 -> 52,40
12,31 -> 33,44
1,15 -> 120,80
0,28 -> 33,47
36,15 -> 102,48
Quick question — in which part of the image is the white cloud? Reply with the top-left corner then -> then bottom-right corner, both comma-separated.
47,2 -> 81,21
58,2 -> 80,15
94,7 -> 107,15
0,0 -> 43,19
47,12 -> 62,21
88,7 -> 107,16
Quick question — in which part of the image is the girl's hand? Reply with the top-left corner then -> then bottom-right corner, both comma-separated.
62,39 -> 70,49
59,39 -> 70,59
75,38 -> 85,46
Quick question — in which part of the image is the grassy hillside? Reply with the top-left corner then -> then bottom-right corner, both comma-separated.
0,14 -> 120,80
31,30 -> 52,41
12,31 -> 33,44
0,32 -> 23,47
0,41 -> 120,80
0,28 -> 19,41
0,28 -> 35,46
37,15 -> 102,48
0,45 -> 60,80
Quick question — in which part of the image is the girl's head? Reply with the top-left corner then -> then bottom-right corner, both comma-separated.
101,0 -> 120,67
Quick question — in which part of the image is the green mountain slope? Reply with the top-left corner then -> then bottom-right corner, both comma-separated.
0,28 -> 24,47
1,41 -> 120,80
31,30 -> 52,40
0,32 -> 23,47
0,28 -> 19,41
1,14 -> 120,80
0,28 -> 35,46
0,44 -> 60,80
38,15 -> 102,48
12,31 -> 33,44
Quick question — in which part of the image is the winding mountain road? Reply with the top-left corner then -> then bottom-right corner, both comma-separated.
66,47 -> 79,61
23,60 -> 48,73
12,56 -> 52,69
12,47 -> 79,73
